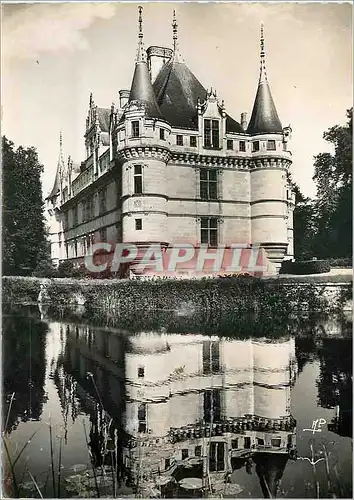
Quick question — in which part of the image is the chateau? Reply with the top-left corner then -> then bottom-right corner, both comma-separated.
46,7 -> 295,276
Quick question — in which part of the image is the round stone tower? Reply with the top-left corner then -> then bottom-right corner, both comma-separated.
115,6 -> 171,272
248,25 -> 292,271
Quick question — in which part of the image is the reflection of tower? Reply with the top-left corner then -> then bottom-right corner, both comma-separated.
122,332 -> 297,497
253,454 -> 288,498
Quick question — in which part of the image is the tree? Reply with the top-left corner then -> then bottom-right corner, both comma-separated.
287,173 -> 316,260
312,109 -> 352,258
2,136 -> 48,275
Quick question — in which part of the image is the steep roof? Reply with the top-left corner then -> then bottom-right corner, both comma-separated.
247,24 -> 282,135
247,80 -> 282,134
47,165 -> 60,199
128,61 -> 163,119
97,108 -> 110,132
153,59 -> 243,132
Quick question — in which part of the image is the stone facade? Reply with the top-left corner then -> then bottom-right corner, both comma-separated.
46,10 -> 296,276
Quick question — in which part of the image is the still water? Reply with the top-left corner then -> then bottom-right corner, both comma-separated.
2,306 -> 352,498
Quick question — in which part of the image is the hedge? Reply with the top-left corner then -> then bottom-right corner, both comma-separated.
280,259 -> 331,275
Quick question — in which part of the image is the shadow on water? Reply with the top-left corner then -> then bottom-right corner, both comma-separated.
1,303 -> 352,499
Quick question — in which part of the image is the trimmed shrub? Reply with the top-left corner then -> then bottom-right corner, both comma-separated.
57,260 -> 75,278
280,259 -> 330,275
327,258 -> 352,268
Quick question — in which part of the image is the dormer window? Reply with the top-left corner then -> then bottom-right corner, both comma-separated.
204,119 -> 219,149
252,141 -> 260,152
132,120 -> 140,138
267,140 -> 276,151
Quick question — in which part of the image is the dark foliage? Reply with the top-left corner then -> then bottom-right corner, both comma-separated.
280,260 -> 331,275
2,136 -> 48,276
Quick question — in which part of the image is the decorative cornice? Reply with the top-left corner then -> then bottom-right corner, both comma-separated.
170,152 -> 291,170
117,145 -> 172,163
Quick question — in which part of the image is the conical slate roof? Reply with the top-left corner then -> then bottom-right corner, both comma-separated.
247,80 -> 282,134
153,59 -> 244,132
129,61 -> 162,119
47,132 -> 64,200
247,24 -> 282,135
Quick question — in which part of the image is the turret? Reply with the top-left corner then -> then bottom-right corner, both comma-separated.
249,24 -> 292,271
118,6 -> 171,270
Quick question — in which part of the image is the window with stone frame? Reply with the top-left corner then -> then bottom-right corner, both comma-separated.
239,140 -> 246,152
159,128 -> 165,140
204,119 -> 220,149
252,141 -> 260,152
135,218 -> 142,231
190,136 -> 197,147
176,134 -> 183,146
134,165 -> 143,194
267,140 -> 276,151
200,217 -> 218,246
227,139 -> 233,150
200,169 -> 218,200
131,120 -> 140,138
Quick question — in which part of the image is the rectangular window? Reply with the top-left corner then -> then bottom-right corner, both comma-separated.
190,136 -> 197,147
135,218 -> 142,231
132,120 -> 140,138
239,141 -> 246,152
165,459 -> 170,469
244,437 -> 251,449
203,389 -> 221,423
252,141 -> 260,152
100,227 -> 107,243
176,134 -> 183,146
204,119 -> 219,149
271,438 -> 281,447
200,169 -> 217,200
134,165 -> 143,194
267,140 -> 276,151
159,128 -> 165,140
209,442 -> 225,472
200,217 -> 218,246
138,422 -> 146,433
64,211 -> 69,230
99,188 -> 107,214
195,446 -> 202,457
231,439 -> 239,449
257,438 -> 265,446
203,341 -> 220,374
182,449 -> 189,460
227,139 -> 233,150
138,366 -> 145,378
138,403 -> 146,421
74,239 -> 78,257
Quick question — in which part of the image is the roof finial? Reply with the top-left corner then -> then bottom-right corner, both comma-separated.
259,22 -> 267,83
172,10 -> 178,52
172,9 -> 183,62
136,5 -> 145,62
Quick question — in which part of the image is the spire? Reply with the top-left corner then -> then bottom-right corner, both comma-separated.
136,5 -> 145,63
259,23 -> 267,83
128,5 -> 162,119
47,131 -> 65,199
247,23 -> 282,135
172,10 -> 184,62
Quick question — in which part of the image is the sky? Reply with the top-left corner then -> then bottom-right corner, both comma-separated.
2,1 -> 352,199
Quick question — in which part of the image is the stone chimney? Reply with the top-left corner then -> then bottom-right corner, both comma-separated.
119,90 -> 130,109
241,112 -> 248,131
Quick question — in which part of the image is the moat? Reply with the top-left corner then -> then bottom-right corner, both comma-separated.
2,305 -> 352,498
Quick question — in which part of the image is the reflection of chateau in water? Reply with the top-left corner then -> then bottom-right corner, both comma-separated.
57,323 -> 298,497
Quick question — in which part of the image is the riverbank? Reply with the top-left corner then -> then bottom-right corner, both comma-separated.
2,273 -> 352,319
